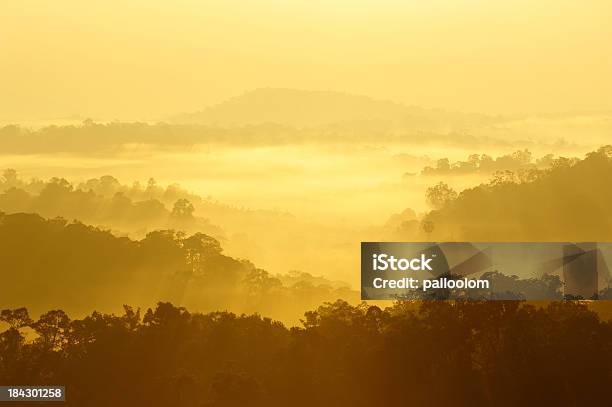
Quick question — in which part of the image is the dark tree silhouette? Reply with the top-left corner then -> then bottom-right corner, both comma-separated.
2,300 -> 609,406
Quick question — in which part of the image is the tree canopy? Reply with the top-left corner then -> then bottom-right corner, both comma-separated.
1,300 -> 610,406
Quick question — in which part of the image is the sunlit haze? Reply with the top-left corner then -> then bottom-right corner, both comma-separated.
2,0 -> 611,121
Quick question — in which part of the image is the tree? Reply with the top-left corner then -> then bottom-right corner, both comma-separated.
425,182 -> 457,209
33,310 -> 70,350
183,232 -> 223,260
436,158 -> 451,172
0,308 -> 33,329
171,198 -> 195,219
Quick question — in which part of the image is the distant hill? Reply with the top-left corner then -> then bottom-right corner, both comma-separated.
170,88 -> 496,129
404,146 -> 612,243
0,211 -> 358,322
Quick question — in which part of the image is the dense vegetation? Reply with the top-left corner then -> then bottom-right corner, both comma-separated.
391,146 -> 612,241
0,169 -> 365,290
1,300 -> 610,406
0,212 -> 356,322
0,120 -> 540,153
0,170 -> 222,237
2,133 -> 612,406
419,149 -> 572,176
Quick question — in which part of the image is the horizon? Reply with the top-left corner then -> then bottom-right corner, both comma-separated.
2,1 -> 611,122
3,87 -> 612,127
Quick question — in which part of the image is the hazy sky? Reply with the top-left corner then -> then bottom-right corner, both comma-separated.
2,0 -> 611,121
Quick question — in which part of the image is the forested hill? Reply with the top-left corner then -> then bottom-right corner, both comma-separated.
0,212 -> 357,322
0,171 -> 226,239
396,146 -> 612,241
0,120 -> 510,154
1,300 -> 610,406
170,88 -> 496,129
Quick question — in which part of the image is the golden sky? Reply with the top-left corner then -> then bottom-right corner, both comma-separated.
1,0 -> 611,121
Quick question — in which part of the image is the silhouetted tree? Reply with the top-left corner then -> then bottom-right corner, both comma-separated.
425,182 -> 457,209
171,198 -> 195,219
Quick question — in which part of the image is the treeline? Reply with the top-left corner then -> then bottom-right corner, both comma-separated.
1,300 -> 610,406
0,169 -> 297,240
0,121 -> 542,153
0,169 -> 361,290
0,170 -> 222,237
391,146 -> 612,241
0,212 -> 357,323
420,149 -> 577,176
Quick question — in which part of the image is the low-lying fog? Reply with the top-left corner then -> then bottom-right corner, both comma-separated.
0,142 -> 587,224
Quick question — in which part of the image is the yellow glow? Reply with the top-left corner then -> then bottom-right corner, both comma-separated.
1,0 -> 611,121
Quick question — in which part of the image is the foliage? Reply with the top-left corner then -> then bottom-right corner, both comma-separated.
420,149 -> 574,176
1,300 -> 610,406
425,182 -> 458,209
0,213 -> 358,323
0,171 -> 219,238
397,146 -> 612,241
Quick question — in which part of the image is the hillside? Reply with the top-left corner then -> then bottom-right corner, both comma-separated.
170,88 -> 498,130
0,212 -> 358,322
392,146 -> 612,243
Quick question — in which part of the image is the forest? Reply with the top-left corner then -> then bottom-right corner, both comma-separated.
3,1 -> 612,405
1,300 -> 610,406
0,212 -> 356,323
2,146 -> 612,320
0,120 -> 503,154
390,145 -> 612,242
419,149 -> 574,176
1,145 -> 612,407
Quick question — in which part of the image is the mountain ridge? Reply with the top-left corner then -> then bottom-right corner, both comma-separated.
169,88 -> 497,129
